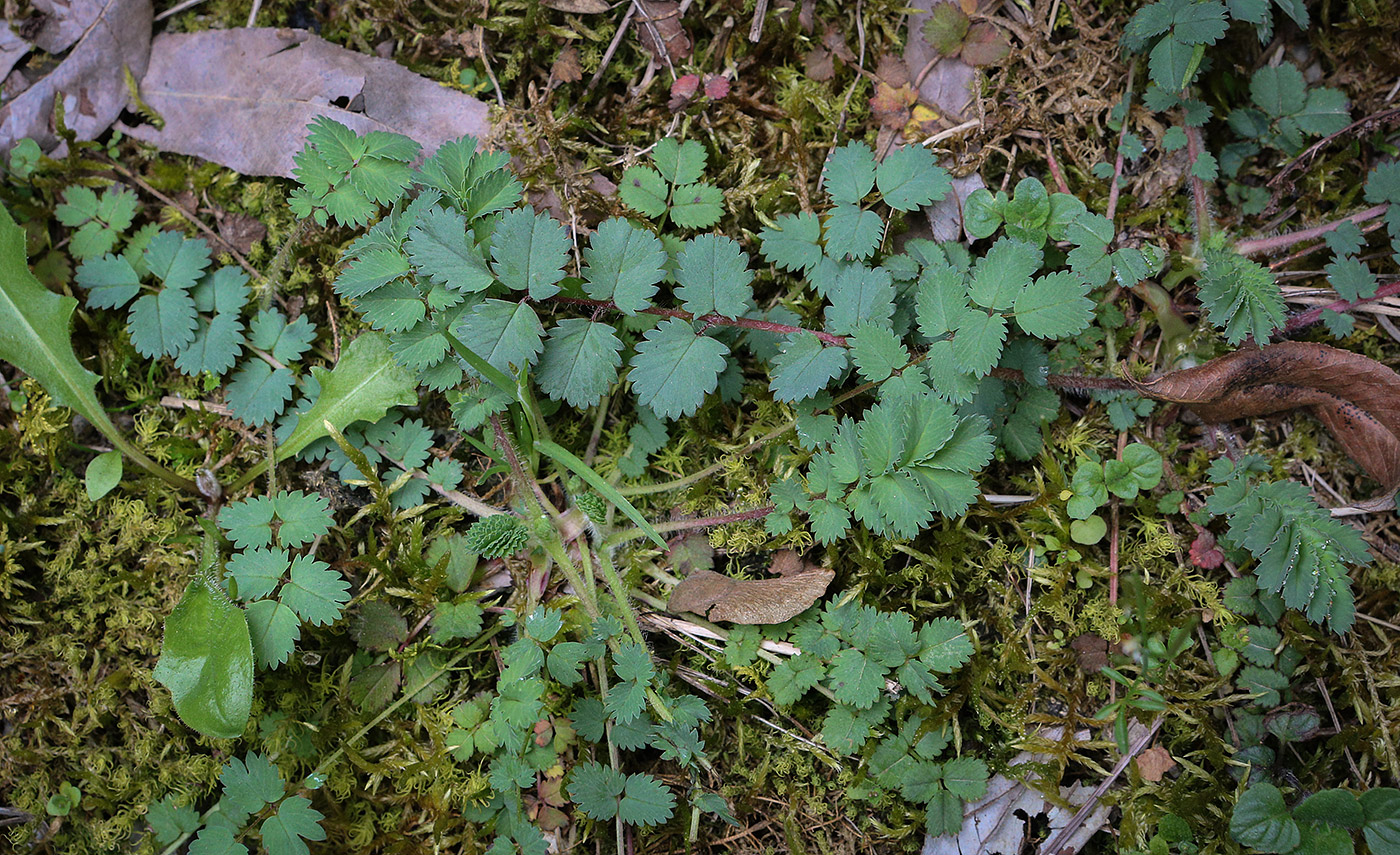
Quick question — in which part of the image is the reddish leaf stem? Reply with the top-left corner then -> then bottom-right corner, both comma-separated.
1235,203 -> 1390,259
1105,61 -> 1136,223
1279,278 -> 1400,337
650,505 -> 777,536
552,296 -> 850,346
1183,122 -> 1213,245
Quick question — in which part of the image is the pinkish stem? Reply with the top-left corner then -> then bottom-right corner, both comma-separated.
552,296 -> 850,346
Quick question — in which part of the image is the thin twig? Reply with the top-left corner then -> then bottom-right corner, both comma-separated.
1105,61 -> 1136,223
587,2 -> 641,95
1236,204 -> 1390,258
1037,716 -> 1164,855
748,0 -> 770,41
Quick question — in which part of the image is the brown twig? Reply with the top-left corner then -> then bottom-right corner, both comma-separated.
1037,715 -> 1164,855
1044,137 -> 1071,195
1183,121 -> 1213,244
1267,107 -> 1400,194
586,2 -> 640,95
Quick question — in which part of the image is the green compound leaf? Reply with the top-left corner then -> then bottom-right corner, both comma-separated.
848,323 -> 910,384
870,470 -> 934,538
76,254 -> 141,309
652,137 -> 707,185
537,319 -> 624,408
1230,783 -> 1301,853
1325,256 -> 1378,302
759,212 -> 823,273
219,752 -> 284,818
629,318 -> 729,419
248,310 -> 315,364
174,314 -> 245,377
279,557 -> 350,626
405,205 -> 493,294
582,218 -> 666,314
455,299 -> 545,376
465,514 -> 531,557
84,450 -> 123,501
245,598 -> 301,670
260,796 -> 326,855
823,204 -> 886,261
226,548 -> 289,601
220,495 -> 277,549
619,773 -> 676,827
967,238 -> 1042,311
225,360 -> 296,426
192,266 -> 251,314
770,331 -> 848,402
669,182 -> 725,229
56,186 -> 137,259
941,757 -> 989,800
144,229 -> 212,291
1013,271 -> 1093,338
128,288 -> 198,358
674,233 -> 753,318
568,761 -> 626,821
824,142 -> 878,204
925,788 -> 963,837
188,822 -> 247,854
153,575 -> 253,739
1197,248 -> 1285,345
875,145 -> 952,211
491,207 -> 570,300
919,617 -> 975,671
828,647 -> 888,709
769,653 -> 826,705
335,248 -> 412,299
619,166 -> 669,218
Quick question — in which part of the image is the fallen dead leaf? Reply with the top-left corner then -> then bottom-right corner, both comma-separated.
117,28 -> 491,178
923,735 -> 1112,854
703,73 -> 730,100
959,22 -> 1011,67
871,82 -> 917,129
1070,633 -> 1108,673
0,0 -> 153,155
1128,341 -> 1400,507
551,45 -> 583,84
822,25 -> 856,64
804,46 -> 836,82
668,565 -> 834,624
1135,746 -> 1175,782
875,52 -> 911,88
634,1 -> 692,64
215,209 -> 268,255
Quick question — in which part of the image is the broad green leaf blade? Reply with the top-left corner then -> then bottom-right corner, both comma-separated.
652,137 -> 707,185
153,575 -> 253,739
279,557 -> 350,626
225,360 -> 296,426
824,142 -> 878,204
619,166 -> 669,218
76,254 -> 141,309
675,234 -> 753,318
1013,271 -> 1093,338
536,439 -> 666,548
1230,783 -> 1301,853
245,598 -> 301,670
237,333 -> 417,487
823,204 -> 885,261
537,319 -> 624,407
951,309 -> 1007,377
127,287 -> 198,359
174,314 -> 245,377
825,264 -> 896,335
967,238 -> 1042,311
759,212 -> 823,273
619,773 -> 676,827
669,182 -> 725,229
582,218 -> 666,314
84,450 -> 123,501
875,145 -> 952,211
405,205 -> 494,294
491,208 -> 570,299
629,318 -> 729,419
455,299 -> 546,376
769,331 -> 848,402
260,796 -> 326,855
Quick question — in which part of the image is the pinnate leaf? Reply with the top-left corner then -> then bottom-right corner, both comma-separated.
491,208 -> 569,300
582,218 -> 666,314
824,142 -> 877,204
876,145 -> 951,211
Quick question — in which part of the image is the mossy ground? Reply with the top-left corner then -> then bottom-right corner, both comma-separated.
2,0 -> 1400,852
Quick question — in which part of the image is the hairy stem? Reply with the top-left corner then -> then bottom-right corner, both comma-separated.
553,296 -> 849,347
1279,278 -> 1400,336
605,504 -> 775,548
1235,203 -> 1390,259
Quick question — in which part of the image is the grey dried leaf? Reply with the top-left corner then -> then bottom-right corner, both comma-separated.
0,0 -> 153,155
117,28 -> 491,177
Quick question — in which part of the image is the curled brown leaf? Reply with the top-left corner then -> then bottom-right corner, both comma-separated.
1128,341 -> 1400,505
667,562 -> 834,624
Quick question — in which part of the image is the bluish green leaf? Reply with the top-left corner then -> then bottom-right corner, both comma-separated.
454,299 -> 545,375
675,233 -> 753,318
823,204 -> 885,261
406,205 -> 493,293
175,314 -> 245,377
629,318 -> 728,419
128,288 -> 198,358
769,331 -> 847,402
582,218 -> 666,314
824,142 -> 877,204
875,146 -> 951,211
491,208 -> 570,299
759,212 -> 823,272
538,319 -> 624,407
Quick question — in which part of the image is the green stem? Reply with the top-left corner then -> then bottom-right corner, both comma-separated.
101,419 -> 200,494
595,548 -> 646,644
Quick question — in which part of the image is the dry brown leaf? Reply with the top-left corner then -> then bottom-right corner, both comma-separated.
1070,633 -> 1108,673
634,1 -> 691,64
804,47 -> 835,81
1135,746 -> 1175,782
551,45 -> 583,84
875,52 -> 911,88
0,0 -> 152,155
116,28 -> 491,178
822,25 -> 856,64
1128,341 -> 1400,506
215,210 -> 267,255
870,82 -> 917,128
541,0 -> 611,12
668,567 -> 834,624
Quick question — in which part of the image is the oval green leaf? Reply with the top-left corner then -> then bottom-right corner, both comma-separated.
153,576 -> 254,739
